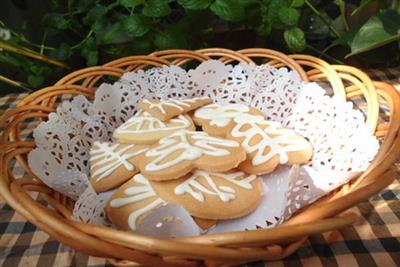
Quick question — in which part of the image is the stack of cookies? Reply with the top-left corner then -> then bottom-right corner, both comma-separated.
89,97 -> 313,231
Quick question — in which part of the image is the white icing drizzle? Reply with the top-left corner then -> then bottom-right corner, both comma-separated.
90,142 -> 148,181
143,97 -> 208,114
231,113 -> 310,165
194,103 -> 252,127
115,111 -> 191,135
110,174 -> 165,230
174,170 -> 257,202
145,130 -> 239,171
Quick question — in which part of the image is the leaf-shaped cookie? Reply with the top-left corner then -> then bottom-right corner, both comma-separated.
137,130 -> 246,181
150,170 -> 263,220
90,141 -> 148,192
138,97 -> 212,121
227,113 -> 313,174
193,103 -> 265,137
106,174 -> 166,231
113,110 -> 195,145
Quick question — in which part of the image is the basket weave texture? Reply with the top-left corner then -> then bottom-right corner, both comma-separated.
0,48 -> 399,267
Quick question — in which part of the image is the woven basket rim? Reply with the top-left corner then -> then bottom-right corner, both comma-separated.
1,48 -> 399,267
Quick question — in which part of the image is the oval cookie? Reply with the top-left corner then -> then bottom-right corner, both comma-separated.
114,111 -> 195,145
90,141 -> 148,192
106,174 -> 166,231
150,170 -> 263,220
227,113 -> 313,174
137,130 -> 246,181
139,97 -> 212,121
193,103 -> 265,137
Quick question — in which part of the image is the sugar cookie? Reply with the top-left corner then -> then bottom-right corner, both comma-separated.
138,97 -> 212,121
137,130 -> 246,181
89,141 -> 148,192
114,110 -> 195,145
106,174 -> 166,231
227,113 -> 313,174
193,103 -> 264,137
150,170 -> 263,220
193,217 -> 217,230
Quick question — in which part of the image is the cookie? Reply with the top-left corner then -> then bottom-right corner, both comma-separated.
138,97 -> 212,121
227,113 -> 313,174
89,141 -> 148,192
193,217 -> 217,230
150,170 -> 263,220
193,103 -> 265,137
106,174 -> 166,231
137,130 -> 246,181
114,110 -> 195,145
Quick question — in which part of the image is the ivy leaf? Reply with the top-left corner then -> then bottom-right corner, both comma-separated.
49,43 -> 72,60
142,0 -> 171,17
278,7 -> 300,27
290,0 -> 304,7
118,0 -> 144,9
42,13 -> 69,30
346,9 -> 400,58
122,14 -> 150,37
83,5 -> 108,26
236,0 -> 258,6
210,0 -> 245,22
28,75 -> 44,87
284,27 -> 306,51
178,0 -> 211,10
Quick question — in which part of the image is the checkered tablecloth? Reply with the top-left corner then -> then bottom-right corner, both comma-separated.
1,68 -> 399,267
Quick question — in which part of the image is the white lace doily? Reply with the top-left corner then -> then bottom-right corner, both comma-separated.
27,60 -> 379,232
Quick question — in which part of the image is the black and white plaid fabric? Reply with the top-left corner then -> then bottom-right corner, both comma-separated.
1,68 -> 399,267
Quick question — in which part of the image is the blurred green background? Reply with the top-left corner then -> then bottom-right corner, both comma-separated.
0,0 -> 399,95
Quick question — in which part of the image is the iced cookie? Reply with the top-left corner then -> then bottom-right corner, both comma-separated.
193,103 -> 265,137
137,130 -> 246,181
114,110 -> 195,145
138,97 -> 212,121
106,174 -> 166,231
90,141 -> 148,192
227,113 -> 313,174
193,217 -> 217,230
150,170 -> 263,220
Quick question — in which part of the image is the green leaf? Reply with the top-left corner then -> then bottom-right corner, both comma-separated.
178,0 -> 211,10
261,0 -> 284,28
346,9 -> 400,58
351,0 -> 374,16
278,7 -> 300,27
83,5 -> 108,26
122,15 -> 150,37
210,0 -> 245,22
284,27 -> 306,51
86,50 -> 98,66
49,43 -> 72,60
118,0 -> 144,9
28,75 -> 44,87
77,0 -> 96,11
290,0 -> 304,7
101,23 -> 124,44
154,28 -> 188,49
236,0 -> 258,6
256,19 -> 272,37
42,13 -> 69,30
142,0 -> 171,17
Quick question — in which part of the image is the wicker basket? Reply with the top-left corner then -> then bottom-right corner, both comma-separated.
0,48 -> 399,267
